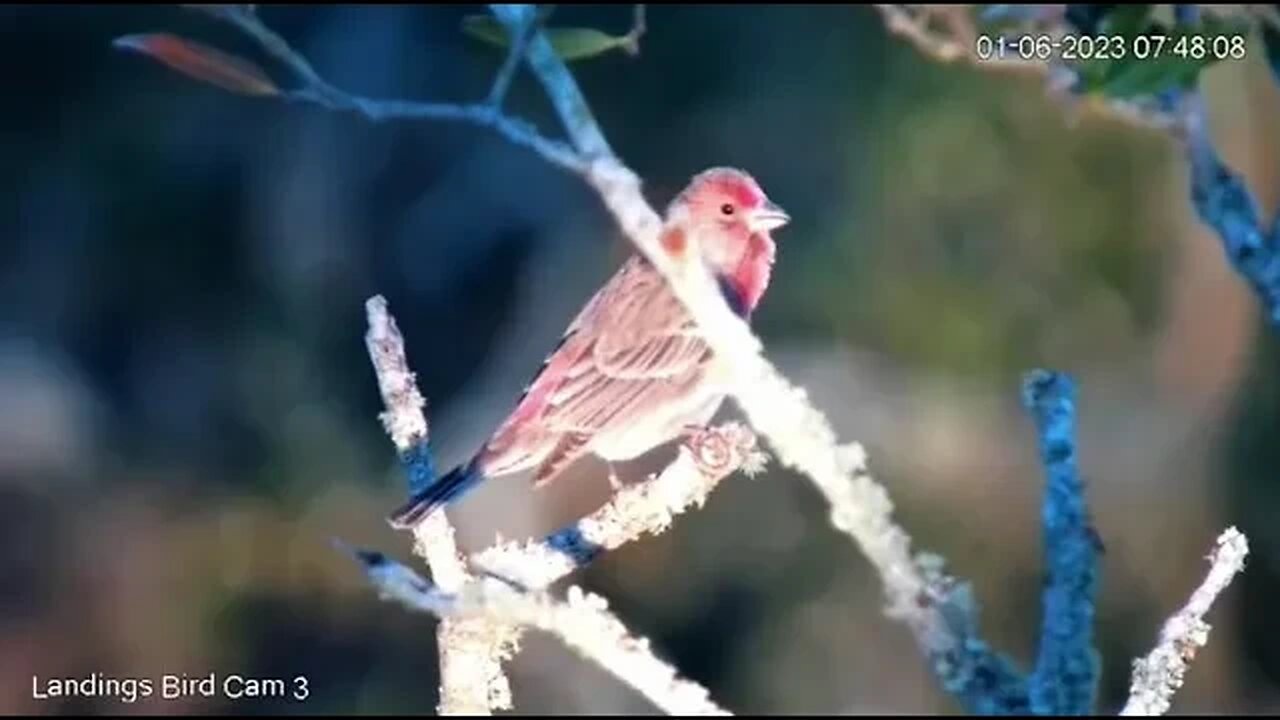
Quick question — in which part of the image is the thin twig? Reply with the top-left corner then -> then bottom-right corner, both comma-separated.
622,4 -> 647,56
365,296 -> 515,715
873,4 -> 1043,73
875,4 -> 967,63
486,8 -> 540,109
490,4 -> 614,160
191,4 -> 585,173
1121,527 -> 1249,716
344,549 -> 732,716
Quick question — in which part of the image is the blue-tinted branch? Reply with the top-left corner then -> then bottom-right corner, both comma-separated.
489,4 -> 615,159
183,4 -> 585,173
485,7 -> 540,110
912,571 -> 1030,714
1180,94 -> 1280,325
1022,370 -> 1101,715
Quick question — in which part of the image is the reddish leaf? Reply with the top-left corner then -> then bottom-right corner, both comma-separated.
113,33 -> 278,97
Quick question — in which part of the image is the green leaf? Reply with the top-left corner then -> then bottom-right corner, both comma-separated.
1072,11 -> 1250,99
543,27 -> 636,60
461,15 -> 635,62
1096,4 -> 1155,35
461,15 -> 510,48
1086,53 -> 1205,98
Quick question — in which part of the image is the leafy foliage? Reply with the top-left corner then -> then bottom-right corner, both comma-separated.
461,14 -> 640,62
1067,5 -> 1251,99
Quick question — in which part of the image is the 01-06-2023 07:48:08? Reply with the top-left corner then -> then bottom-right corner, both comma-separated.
974,32 -> 1248,63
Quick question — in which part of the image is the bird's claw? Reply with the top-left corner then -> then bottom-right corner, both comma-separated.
679,424 -> 709,443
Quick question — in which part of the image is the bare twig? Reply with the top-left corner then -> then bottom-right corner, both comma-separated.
874,4 -> 1043,72
875,4 -> 968,63
485,8 -> 540,109
490,4 -> 614,159
365,296 -> 515,715
1121,527 -> 1249,716
188,4 -> 585,173
622,4 -> 647,56
343,548 -> 732,716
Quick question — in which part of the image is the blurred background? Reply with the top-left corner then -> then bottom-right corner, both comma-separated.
4,3 -> 1280,715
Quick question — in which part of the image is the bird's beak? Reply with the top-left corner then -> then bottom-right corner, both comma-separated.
749,200 -> 790,232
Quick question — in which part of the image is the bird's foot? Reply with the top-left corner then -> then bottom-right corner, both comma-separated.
679,423 -> 706,437
679,423 -> 712,447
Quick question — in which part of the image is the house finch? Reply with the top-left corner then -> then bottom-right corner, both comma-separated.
388,167 -> 789,528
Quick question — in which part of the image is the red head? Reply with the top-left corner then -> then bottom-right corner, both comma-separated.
665,167 -> 789,316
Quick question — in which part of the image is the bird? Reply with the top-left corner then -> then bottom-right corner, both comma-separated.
388,167 -> 790,529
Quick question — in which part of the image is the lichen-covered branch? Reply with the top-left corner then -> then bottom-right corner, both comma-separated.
365,296 -> 515,714
460,423 -> 763,715
343,548 -> 732,716
472,422 -> 767,590
1121,527 -> 1250,716
1021,370 -> 1101,715
823,444 -> 1033,714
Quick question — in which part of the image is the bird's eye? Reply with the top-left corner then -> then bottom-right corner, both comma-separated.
720,203 -> 735,216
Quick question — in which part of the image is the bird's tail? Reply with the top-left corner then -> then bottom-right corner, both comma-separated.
387,458 -> 483,529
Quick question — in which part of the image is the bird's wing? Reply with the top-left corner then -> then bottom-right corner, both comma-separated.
530,431 -> 592,487
540,257 -> 711,433
481,256 -> 712,469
